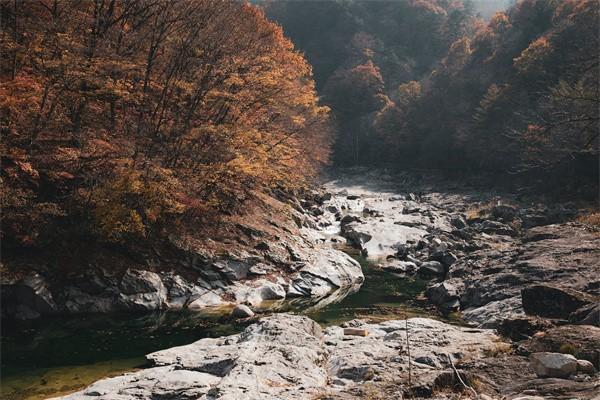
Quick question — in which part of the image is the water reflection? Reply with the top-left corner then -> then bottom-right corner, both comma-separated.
1,258 -> 440,400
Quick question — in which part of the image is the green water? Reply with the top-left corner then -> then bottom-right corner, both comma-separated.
0,312 -> 249,400
0,256 -> 447,400
303,256 -> 432,325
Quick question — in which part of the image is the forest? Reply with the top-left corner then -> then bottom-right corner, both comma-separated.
1,0 -> 331,251
2,0 -> 598,255
1,2 -> 599,400
266,0 -> 599,192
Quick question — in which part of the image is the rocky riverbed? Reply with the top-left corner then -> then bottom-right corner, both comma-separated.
52,313 -> 598,400
318,170 -> 599,331
4,169 -> 600,399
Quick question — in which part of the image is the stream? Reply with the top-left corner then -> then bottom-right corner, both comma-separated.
2,173 -> 460,400
0,254 -> 447,400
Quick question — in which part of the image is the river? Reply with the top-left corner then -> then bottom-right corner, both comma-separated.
2,172 -> 462,400
1,251 -> 452,400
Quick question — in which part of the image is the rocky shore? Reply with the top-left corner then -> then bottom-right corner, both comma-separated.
53,313 -> 598,400
1,190 -> 364,320
5,169 -> 600,398
313,170 -> 598,327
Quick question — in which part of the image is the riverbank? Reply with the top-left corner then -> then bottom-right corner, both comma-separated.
49,313 -> 600,399
1,188 -> 364,320
0,258 -> 437,400
3,168 -> 599,399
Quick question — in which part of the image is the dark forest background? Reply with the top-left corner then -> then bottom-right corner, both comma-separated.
264,0 -> 599,195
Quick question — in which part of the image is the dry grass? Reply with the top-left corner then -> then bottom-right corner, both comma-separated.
465,204 -> 490,221
484,342 -> 513,358
577,211 -> 600,228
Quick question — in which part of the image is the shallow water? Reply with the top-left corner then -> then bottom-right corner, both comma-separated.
0,311 -> 248,400
0,255 -> 449,400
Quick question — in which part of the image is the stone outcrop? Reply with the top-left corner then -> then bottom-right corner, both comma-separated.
52,314 -> 500,400
521,285 -> 592,319
2,194 -> 364,320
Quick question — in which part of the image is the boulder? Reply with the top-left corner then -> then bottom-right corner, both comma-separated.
529,352 -> 578,378
231,304 -> 254,318
417,261 -> 445,278
520,325 -> 600,365
480,220 -> 517,236
254,241 -> 270,251
440,252 -> 458,267
498,316 -> 553,341
569,303 -> 600,325
340,214 -> 360,227
321,192 -> 333,202
521,285 -> 591,319
288,248 -> 363,298
1,273 -> 57,319
162,274 -> 203,309
576,359 -> 596,375
382,260 -> 417,274
186,291 -> 224,310
426,281 -> 463,310
462,297 -> 525,328
430,238 -> 447,253
326,205 -> 339,213
117,269 -> 167,311
212,258 -> 251,282
233,280 -> 286,306
342,225 -> 372,249
450,215 -> 467,229
428,251 -> 458,268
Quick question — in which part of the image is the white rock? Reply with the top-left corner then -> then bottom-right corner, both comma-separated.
289,248 -> 363,297
463,297 -> 524,328
53,314 -> 499,400
53,366 -> 219,399
529,352 -> 578,378
117,269 -> 167,311
187,291 -> 224,310
233,280 -> 286,306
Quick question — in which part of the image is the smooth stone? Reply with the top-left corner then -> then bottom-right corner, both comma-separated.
576,359 -> 596,374
417,261 -> 445,277
529,352 -> 578,378
231,304 -> 254,318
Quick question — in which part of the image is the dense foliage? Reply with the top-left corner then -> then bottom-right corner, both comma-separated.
264,0 -> 478,164
266,0 -> 599,192
0,0 -> 331,250
375,0 -> 599,185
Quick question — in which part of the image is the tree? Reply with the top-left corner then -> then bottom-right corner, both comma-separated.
1,0 -> 331,250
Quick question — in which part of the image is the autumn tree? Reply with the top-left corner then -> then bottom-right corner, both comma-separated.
0,0 -> 331,249
363,0 -> 598,193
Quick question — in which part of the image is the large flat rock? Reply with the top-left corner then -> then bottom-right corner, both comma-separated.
52,314 -> 500,399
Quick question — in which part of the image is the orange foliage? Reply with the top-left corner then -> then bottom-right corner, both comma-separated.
0,0 -> 331,246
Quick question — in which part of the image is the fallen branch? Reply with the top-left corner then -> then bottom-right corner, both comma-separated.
406,319 -> 412,388
446,353 -> 478,398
